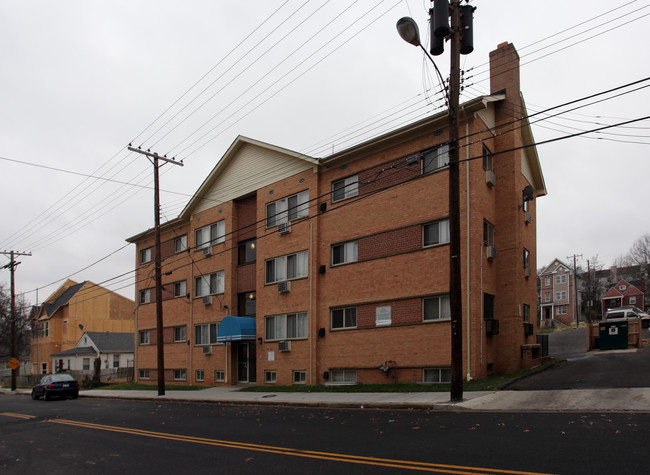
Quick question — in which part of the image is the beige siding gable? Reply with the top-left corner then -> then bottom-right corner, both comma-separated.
193,142 -> 316,215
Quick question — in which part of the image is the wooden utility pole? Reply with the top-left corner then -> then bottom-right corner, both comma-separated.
567,253 -> 583,327
2,250 -> 32,391
128,146 -> 183,396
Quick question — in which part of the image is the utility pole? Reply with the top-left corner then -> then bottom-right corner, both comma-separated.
2,250 -> 32,391
567,253 -> 582,327
128,146 -> 183,396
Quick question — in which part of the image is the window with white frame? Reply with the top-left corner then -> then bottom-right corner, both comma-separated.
555,291 -> 567,301
113,355 -> 119,368
139,289 -> 151,305
195,323 -> 218,345
557,305 -> 567,315
482,145 -> 494,172
195,271 -> 224,297
140,247 -> 152,264
619,285 -> 627,291
331,307 -> 357,329
332,175 -> 359,202
265,251 -> 308,284
173,369 -> 186,381
332,241 -> 358,265
265,312 -> 308,341
139,369 -> 150,379
195,221 -> 225,250
82,358 -> 90,371
173,326 -> 186,343
214,370 -> 225,382
175,235 -> 188,253
424,219 -> 450,246
139,330 -> 151,345
545,292 -> 550,302
483,220 -> 495,247
330,369 -> 357,384
422,143 -> 450,173
630,296 -> 637,304
523,248 -> 530,269
266,190 -> 309,227
423,368 -> 451,383
265,371 -> 277,384
174,280 -> 187,298
544,277 -> 550,286
555,275 -> 567,284
424,295 -> 451,321
293,371 -> 307,385
195,370 -> 204,382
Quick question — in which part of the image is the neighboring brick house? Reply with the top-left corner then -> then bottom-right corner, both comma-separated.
30,280 -> 135,375
539,259 -> 580,327
602,279 -> 645,313
127,42 -> 546,387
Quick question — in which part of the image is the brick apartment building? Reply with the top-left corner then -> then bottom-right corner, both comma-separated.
127,42 -> 546,386
539,259 -> 580,327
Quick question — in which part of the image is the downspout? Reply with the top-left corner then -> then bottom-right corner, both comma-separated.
309,221 -> 314,385
465,119 -> 472,381
189,249 -> 195,385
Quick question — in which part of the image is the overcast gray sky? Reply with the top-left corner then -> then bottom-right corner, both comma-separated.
1,0 -> 649,302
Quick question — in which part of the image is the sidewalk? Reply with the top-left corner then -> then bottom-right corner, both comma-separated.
4,386 -> 650,412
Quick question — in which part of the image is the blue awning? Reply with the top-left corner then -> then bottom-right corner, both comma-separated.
217,316 -> 256,342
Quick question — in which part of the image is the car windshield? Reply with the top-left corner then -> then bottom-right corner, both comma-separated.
50,374 -> 75,382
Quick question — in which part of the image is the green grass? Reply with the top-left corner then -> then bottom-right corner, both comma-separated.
239,358 -> 562,393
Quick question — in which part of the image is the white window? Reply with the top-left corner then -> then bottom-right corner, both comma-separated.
544,277 -> 550,286
195,323 -> 218,345
82,358 -> 90,371
619,285 -> 627,291
293,371 -> 307,385
482,145 -> 493,172
214,370 -> 225,382
174,280 -> 187,298
139,369 -> 150,379
630,296 -> 636,304
424,295 -> 451,321
265,251 -> 308,284
545,292 -> 550,302
523,248 -> 530,269
195,271 -> 225,297
195,221 -> 225,250
555,275 -> 567,284
332,175 -> 359,202
113,355 -> 119,368
173,369 -> 186,381
483,220 -> 495,247
266,190 -> 309,227
332,241 -> 358,265
139,330 -> 151,345
375,306 -> 392,326
195,370 -> 205,382
423,368 -> 451,383
139,289 -> 151,304
330,369 -> 356,384
425,219 -> 450,246
265,312 -> 308,341
331,307 -> 357,329
173,326 -> 186,343
422,143 -> 449,173
140,247 -> 152,264
175,235 -> 188,253
265,371 -> 277,384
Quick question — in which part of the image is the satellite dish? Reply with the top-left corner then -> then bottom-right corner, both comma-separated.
78,324 -> 84,330
522,186 -> 535,202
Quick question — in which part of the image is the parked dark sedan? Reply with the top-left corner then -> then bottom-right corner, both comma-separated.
31,374 -> 79,400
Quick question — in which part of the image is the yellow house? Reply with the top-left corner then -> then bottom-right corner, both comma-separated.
30,279 -> 135,375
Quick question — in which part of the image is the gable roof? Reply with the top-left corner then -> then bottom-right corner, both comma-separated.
40,280 -> 87,319
541,258 -> 571,275
602,279 -> 644,299
82,332 -> 134,352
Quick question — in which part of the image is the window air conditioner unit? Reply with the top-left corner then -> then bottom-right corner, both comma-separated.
278,340 -> 291,352
525,212 -> 532,224
203,345 -> 212,355
486,246 -> 497,260
524,266 -> 532,278
203,246 -> 212,256
524,323 -> 534,336
202,296 -> 213,305
278,281 -> 291,293
486,171 -> 496,188
485,318 -> 499,336
278,222 -> 291,235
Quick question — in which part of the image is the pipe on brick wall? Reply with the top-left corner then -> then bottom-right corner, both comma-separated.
465,117 -> 472,381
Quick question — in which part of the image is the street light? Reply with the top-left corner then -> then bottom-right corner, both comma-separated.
397,4 -> 464,402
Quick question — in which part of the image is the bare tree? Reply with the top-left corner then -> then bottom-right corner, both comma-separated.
628,233 -> 650,269
0,283 -> 32,358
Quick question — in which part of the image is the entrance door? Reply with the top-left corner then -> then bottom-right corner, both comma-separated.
237,342 -> 257,383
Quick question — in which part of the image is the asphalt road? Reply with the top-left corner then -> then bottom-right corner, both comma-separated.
506,328 -> 650,390
2,394 -> 650,475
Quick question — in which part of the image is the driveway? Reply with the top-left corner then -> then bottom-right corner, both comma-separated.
505,328 -> 650,390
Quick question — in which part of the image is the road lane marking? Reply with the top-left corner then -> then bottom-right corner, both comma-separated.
46,418 -> 555,475
0,412 -> 36,420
